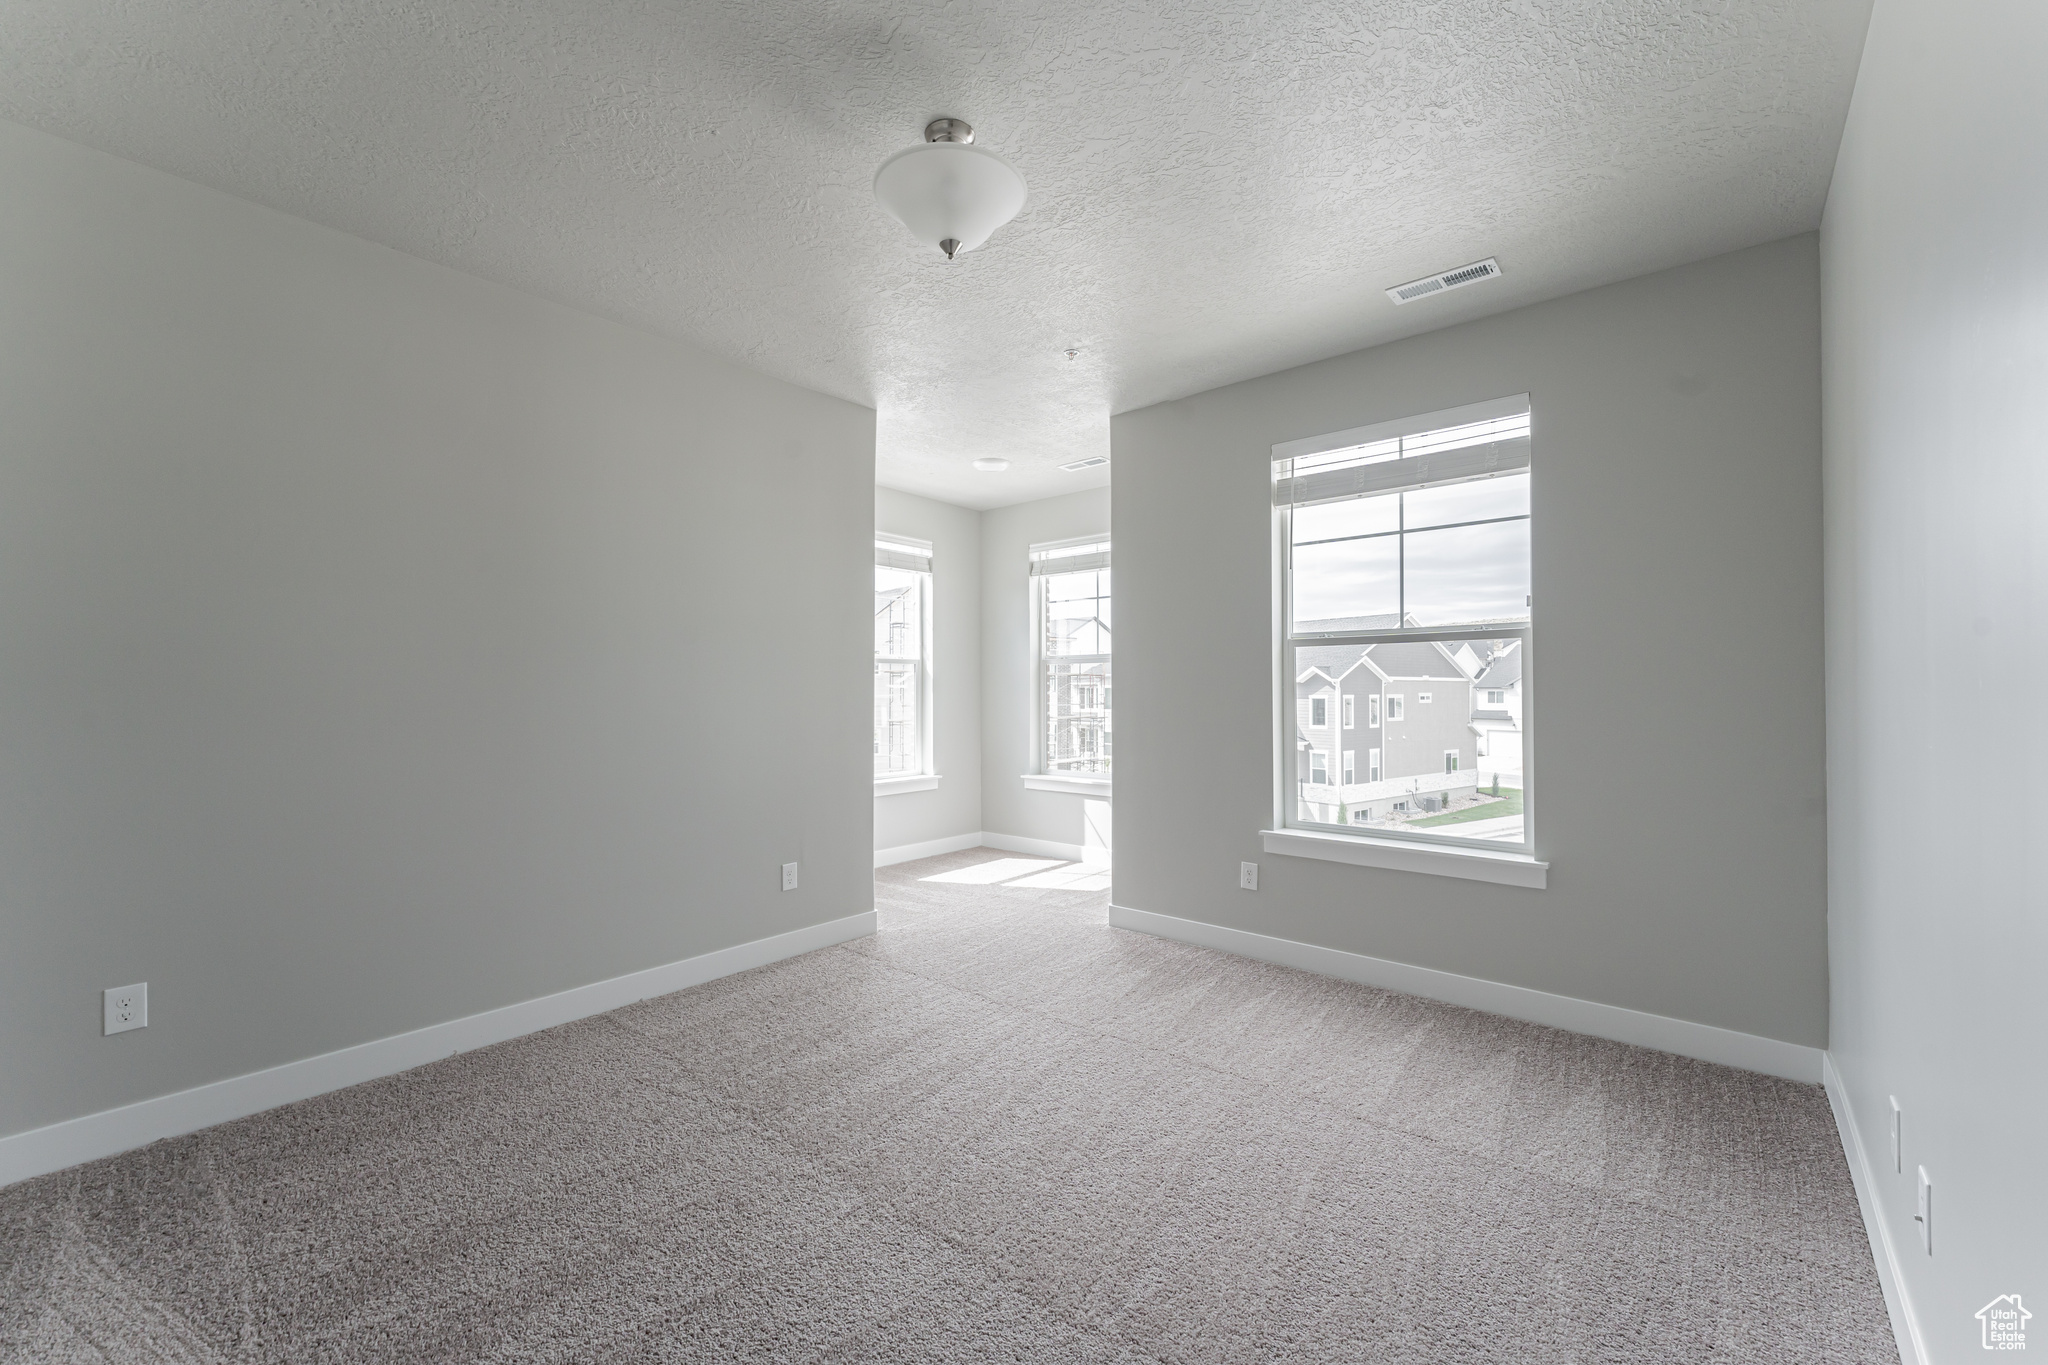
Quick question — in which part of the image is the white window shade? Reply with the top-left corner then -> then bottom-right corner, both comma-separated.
1274,410 -> 1530,508
1030,538 -> 1110,575
876,536 -> 932,573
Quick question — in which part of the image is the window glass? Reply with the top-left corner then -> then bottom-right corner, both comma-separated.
1042,563 -> 1110,774
1401,518 -> 1531,629
1290,533 -> 1399,629
874,564 -> 927,777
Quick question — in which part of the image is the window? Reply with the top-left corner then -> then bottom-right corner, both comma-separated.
1278,396 -> 1531,850
875,537 -> 933,778
1309,749 -> 1328,783
1342,750 -> 1355,783
1033,538 -> 1111,775
1310,696 -> 1327,727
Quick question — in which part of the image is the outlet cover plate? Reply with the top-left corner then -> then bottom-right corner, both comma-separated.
104,983 -> 148,1035
781,862 -> 799,891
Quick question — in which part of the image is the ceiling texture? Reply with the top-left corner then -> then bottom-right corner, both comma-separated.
0,0 -> 1871,509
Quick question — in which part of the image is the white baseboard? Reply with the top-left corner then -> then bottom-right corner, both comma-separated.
874,831 -> 985,868
983,831 -> 1101,864
1822,1052 -> 1923,1365
0,910 -> 878,1190
1107,904 -> 1822,1082
873,831 -> 1108,869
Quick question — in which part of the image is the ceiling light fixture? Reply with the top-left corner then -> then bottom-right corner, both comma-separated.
972,457 -> 1010,472
874,119 -> 1028,261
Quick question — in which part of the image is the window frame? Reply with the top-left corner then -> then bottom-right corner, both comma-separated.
1031,536 -> 1112,780
874,536 -> 935,784
1272,397 -> 1534,856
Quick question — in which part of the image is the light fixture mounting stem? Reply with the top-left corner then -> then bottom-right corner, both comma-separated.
924,118 -> 974,144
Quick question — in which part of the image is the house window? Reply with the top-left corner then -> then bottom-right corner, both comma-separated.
875,537 -> 934,779
1309,749 -> 1328,784
1343,750 -> 1355,783
1032,538 -> 1111,776
1342,695 -> 1355,728
1310,696 -> 1327,727
1278,397 -> 1531,849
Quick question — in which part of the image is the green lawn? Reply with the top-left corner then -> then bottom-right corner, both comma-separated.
1408,785 -> 1523,827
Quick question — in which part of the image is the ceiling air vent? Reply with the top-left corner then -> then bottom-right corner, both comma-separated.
1060,457 -> 1110,471
1386,258 -> 1502,305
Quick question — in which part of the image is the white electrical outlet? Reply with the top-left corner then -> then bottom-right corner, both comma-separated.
103,983 -> 147,1035
1239,861 -> 1258,891
1889,1096 -> 1902,1173
781,862 -> 799,892
1916,1166 -> 1932,1254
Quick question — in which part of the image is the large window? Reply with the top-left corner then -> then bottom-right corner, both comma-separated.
1033,538 -> 1111,776
875,537 -> 932,778
1275,397 -> 1531,849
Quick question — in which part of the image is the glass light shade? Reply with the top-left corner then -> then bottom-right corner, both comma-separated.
873,143 -> 1028,257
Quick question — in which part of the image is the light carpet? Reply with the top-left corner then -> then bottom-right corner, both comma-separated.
1,848 -> 1894,1362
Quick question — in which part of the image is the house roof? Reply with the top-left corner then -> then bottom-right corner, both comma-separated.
1473,640 -> 1523,688
1296,646 -> 1372,682
1298,639 -> 1476,684
875,586 -> 911,617
1364,641 -> 1470,681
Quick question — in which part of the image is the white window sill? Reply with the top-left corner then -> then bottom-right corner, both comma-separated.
874,774 -> 941,797
1260,827 -> 1547,889
1021,774 -> 1112,797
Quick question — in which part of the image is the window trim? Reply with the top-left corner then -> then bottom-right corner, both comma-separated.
1271,398 -> 1535,866
875,535 -> 935,785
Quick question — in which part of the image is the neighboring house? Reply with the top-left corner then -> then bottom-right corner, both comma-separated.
1468,639 -> 1525,779
874,585 -> 918,773
1045,607 -> 1112,772
1293,616 -> 1523,828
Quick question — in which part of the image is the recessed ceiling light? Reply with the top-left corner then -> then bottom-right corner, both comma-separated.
1060,457 -> 1109,471
1386,258 -> 1503,304
972,457 -> 1010,472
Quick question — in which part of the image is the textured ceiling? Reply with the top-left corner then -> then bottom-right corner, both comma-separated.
0,0 -> 1870,510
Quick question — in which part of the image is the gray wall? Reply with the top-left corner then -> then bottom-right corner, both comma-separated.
980,488 -> 1112,851
1822,0 -> 2048,1347
874,487 -> 982,854
1113,235 -> 1829,1047
0,121 -> 875,1140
